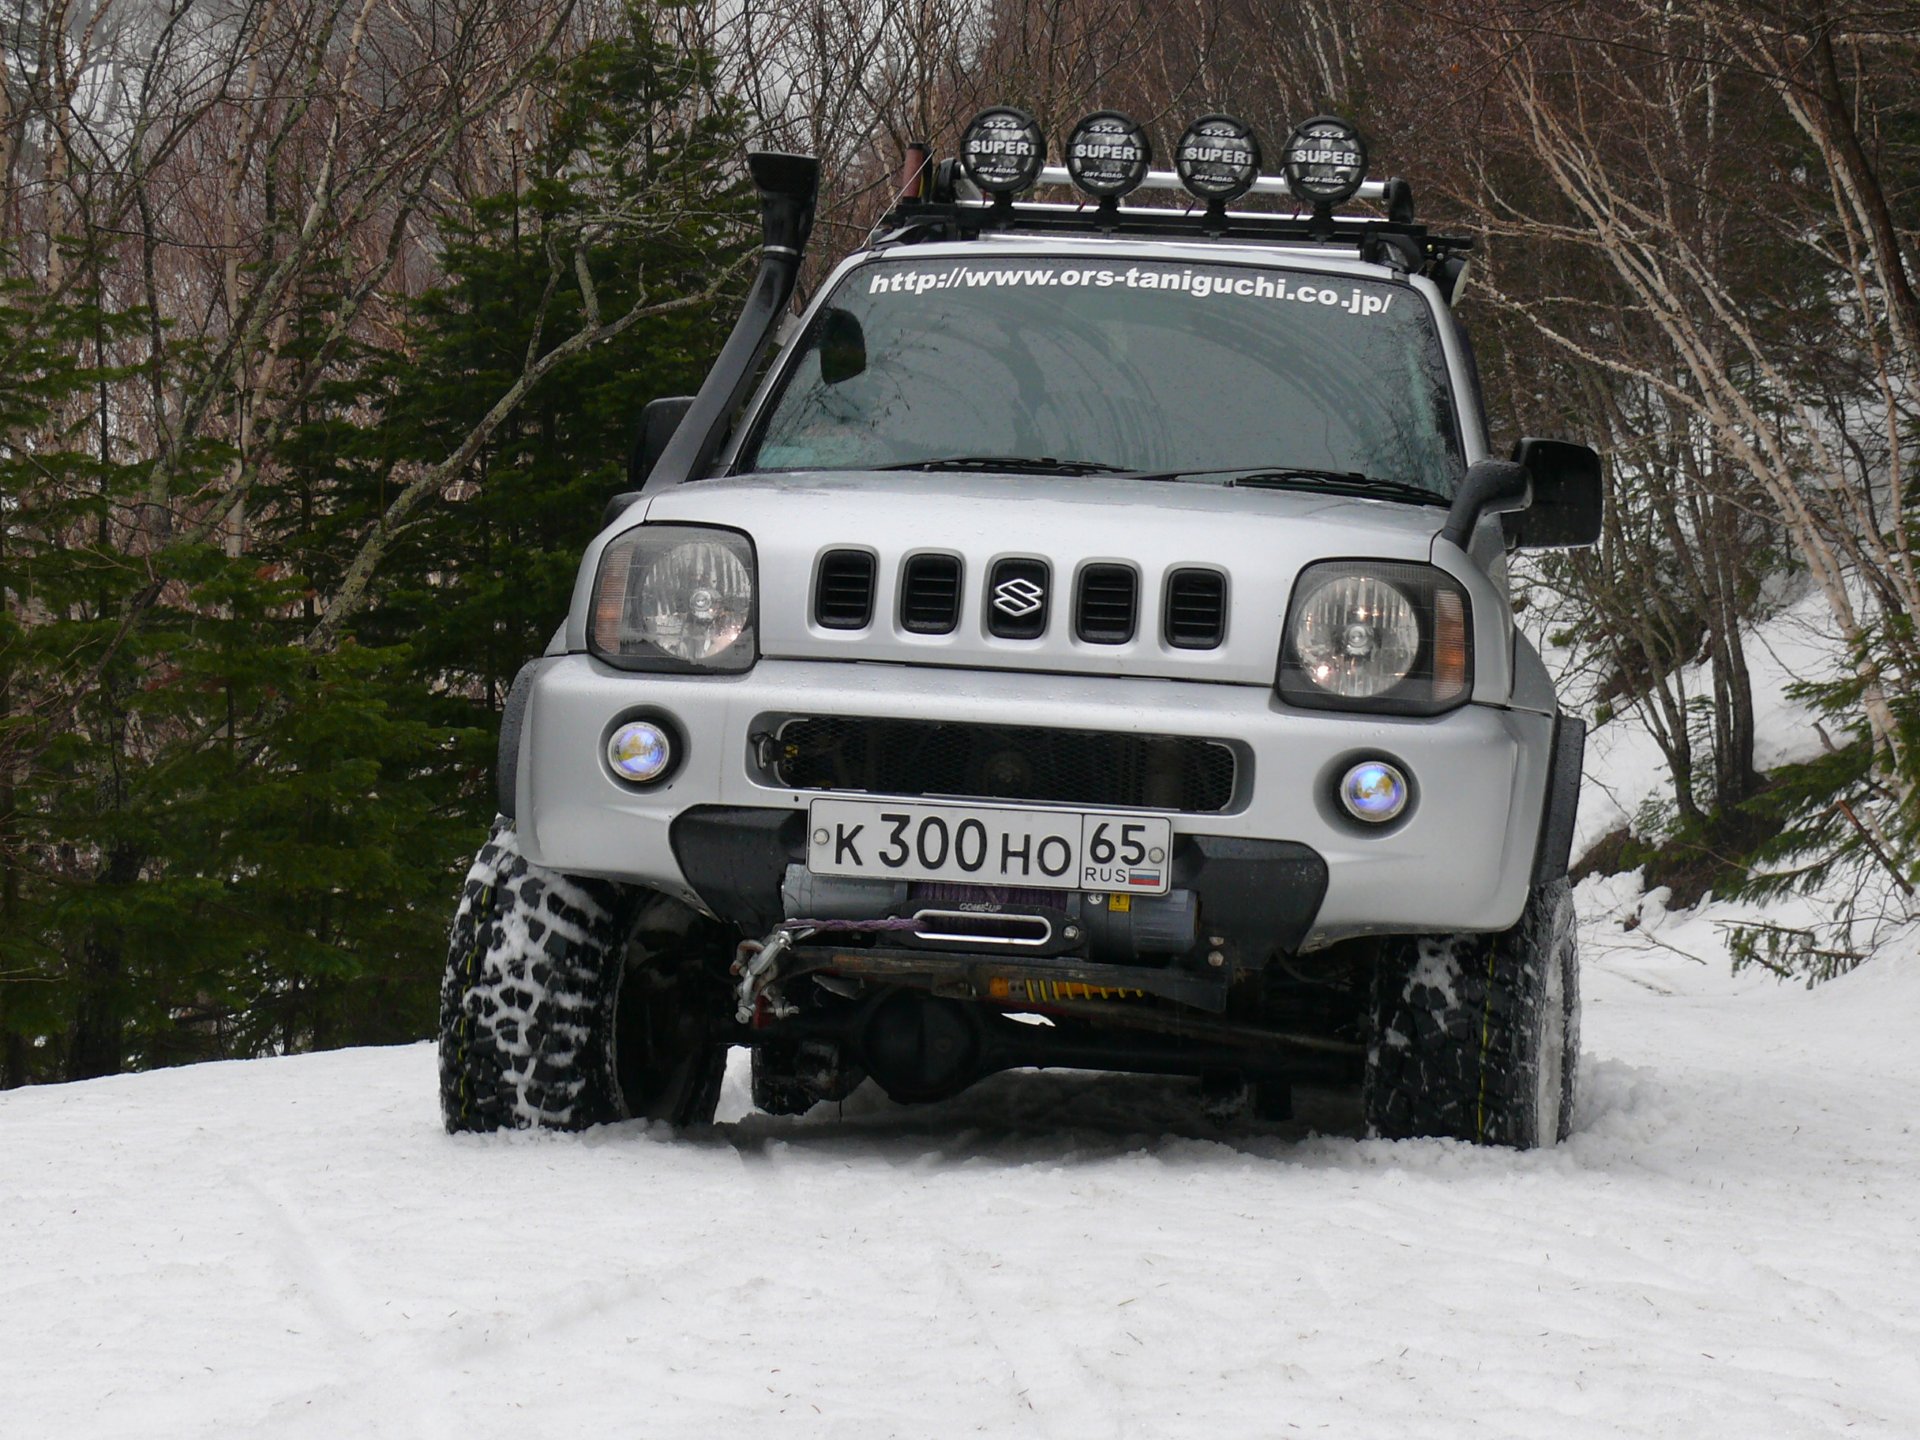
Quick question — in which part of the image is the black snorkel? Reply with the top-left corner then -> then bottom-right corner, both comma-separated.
642,151 -> 819,493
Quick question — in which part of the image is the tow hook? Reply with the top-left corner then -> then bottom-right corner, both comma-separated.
732,929 -> 797,1026
732,915 -> 926,1025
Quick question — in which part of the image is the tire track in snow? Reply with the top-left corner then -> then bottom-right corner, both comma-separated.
235,1174 -> 456,1440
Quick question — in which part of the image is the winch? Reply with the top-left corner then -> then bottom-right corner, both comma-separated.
777,865 -> 1198,963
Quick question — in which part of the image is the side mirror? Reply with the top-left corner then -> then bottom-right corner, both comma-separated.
629,395 -> 696,487
817,308 -> 867,384
1439,458 -> 1530,551
1503,438 -> 1602,548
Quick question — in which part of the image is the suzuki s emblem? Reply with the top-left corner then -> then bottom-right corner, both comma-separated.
992,576 -> 1046,617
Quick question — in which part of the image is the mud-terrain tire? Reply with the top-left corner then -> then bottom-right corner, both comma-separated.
1364,878 -> 1579,1149
439,820 -> 727,1133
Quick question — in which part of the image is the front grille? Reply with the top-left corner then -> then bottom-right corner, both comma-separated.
1075,564 -> 1137,644
815,550 -> 876,629
765,717 -> 1238,813
900,553 -> 963,634
1164,568 -> 1227,649
986,558 -> 1050,639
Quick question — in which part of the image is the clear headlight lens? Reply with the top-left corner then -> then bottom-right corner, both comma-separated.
588,525 -> 756,672
1294,573 -> 1421,698
1278,561 -> 1472,715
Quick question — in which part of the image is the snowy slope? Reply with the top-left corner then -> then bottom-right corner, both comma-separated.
1539,583 -> 1848,861
5,908 -> 1920,1439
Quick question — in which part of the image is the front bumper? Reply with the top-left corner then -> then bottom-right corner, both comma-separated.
515,655 -> 1554,947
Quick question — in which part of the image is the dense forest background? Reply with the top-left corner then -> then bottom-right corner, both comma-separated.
1,0 -> 1914,1085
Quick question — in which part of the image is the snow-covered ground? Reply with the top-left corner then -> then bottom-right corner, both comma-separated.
5,903 -> 1919,1439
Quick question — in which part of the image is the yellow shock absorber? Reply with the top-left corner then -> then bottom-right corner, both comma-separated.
987,977 -> 1146,1003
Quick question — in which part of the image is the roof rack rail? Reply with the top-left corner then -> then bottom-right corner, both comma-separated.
874,183 -> 1472,292
1032,163 -> 1394,206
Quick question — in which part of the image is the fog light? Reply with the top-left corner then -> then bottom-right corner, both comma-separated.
608,720 -> 673,784
1340,760 -> 1408,823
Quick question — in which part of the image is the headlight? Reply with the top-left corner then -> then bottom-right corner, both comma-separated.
1278,561 -> 1471,715
588,525 -> 756,672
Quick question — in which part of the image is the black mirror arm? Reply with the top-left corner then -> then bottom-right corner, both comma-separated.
1439,460 -> 1531,550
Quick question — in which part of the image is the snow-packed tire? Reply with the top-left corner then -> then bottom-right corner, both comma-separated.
1364,878 -> 1579,1149
439,820 -> 727,1133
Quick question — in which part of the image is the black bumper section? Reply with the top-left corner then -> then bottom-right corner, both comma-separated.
668,805 -> 1328,954
670,806 -> 808,936
1171,835 -> 1327,953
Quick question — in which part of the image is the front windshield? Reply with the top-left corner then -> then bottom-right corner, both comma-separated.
739,256 -> 1463,493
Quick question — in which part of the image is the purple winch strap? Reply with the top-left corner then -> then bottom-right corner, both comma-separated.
782,916 -> 927,935
909,882 -> 1057,908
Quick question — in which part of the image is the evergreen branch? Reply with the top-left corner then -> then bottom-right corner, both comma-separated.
304,253 -> 753,657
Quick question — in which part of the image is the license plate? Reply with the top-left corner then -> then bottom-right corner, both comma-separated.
806,799 -> 1172,895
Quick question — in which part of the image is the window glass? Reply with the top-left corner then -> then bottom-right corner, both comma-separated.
741,257 -> 1463,494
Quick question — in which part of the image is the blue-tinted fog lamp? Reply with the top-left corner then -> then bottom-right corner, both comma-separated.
1340,759 -> 1408,823
608,719 -> 674,785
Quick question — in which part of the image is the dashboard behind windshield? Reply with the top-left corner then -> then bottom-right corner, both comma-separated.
738,256 -> 1464,493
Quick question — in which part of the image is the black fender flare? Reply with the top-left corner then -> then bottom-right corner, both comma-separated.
1531,712 -> 1587,885
496,658 -> 554,820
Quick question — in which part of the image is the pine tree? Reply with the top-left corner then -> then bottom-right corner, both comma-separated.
256,4 -> 754,1050
358,7 -> 754,727
1,6 -> 753,1082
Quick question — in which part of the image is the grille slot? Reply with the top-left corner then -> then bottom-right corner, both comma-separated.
766,717 -> 1237,813
986,558 -> 1050,639
900,553 -> 963,634
1075,564 -> 1138,644
814,549 -> 876,630
1164,569 -> 1228,649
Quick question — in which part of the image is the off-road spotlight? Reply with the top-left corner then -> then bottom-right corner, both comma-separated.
1339,759 -> 1409,823
1175,114 -> 1262,205
959,107 -> 1046,198
607,719 -> 675,785
1063,111 -> 1152,200
1281,115 -> 1367,210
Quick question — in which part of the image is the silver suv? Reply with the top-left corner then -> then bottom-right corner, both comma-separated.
439,114 -> 1601,1149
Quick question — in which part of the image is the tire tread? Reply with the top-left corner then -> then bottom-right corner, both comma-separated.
1364,880 -> 1578,1148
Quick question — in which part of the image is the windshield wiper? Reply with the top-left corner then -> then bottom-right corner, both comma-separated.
877,454 -> 1138,477
1196,467 -> 1447,506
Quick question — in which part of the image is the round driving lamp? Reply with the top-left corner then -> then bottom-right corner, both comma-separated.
607,719 -> 675,785
1063,111 -> 1152,199
1282,115 -> 1367,208
1175,114 -> 1262,203
1339,759 -> 1409,823
959,107 -> 1046,197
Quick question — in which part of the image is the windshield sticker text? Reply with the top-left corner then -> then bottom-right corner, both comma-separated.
867,264 -> 1395,316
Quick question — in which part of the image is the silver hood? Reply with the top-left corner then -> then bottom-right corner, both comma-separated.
570,470 -> 1474,688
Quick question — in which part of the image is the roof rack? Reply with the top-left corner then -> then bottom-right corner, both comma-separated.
874,160 -> 1474,297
